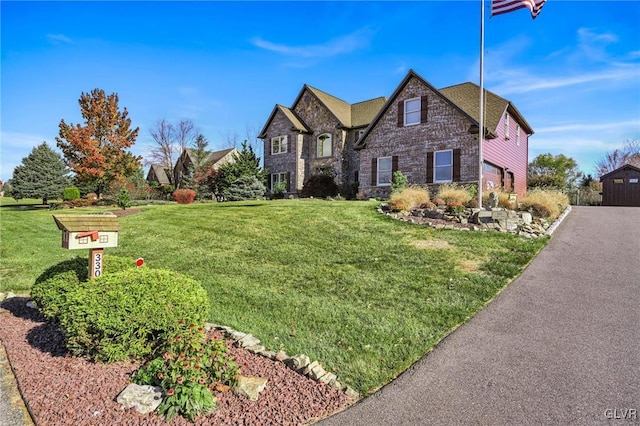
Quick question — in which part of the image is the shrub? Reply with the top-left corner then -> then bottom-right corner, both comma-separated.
446,201 -> 465,214
519,189 -> 569,221
390,171 -> 408,194
338,182 -> 359,200
32,255 -> 140,320
86,192 -> 98,200
117,188 -> 131,210
32,261 -> 209,362
300,174 -> 338,198
224,176 -> 266,201
63,187 -> 81,201
431,198 -> 445,207
132,323 -> 238,422
389,187 -> 430,211
271,182 -> 287,199
173,189 -> 196,204
437,183 -> 472,206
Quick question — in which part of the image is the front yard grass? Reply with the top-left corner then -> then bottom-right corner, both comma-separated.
0,199 -> 547,394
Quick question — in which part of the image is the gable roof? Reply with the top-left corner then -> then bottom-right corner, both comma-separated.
303,85 -> 353,127
600,163 -> 640,181
182,147 -> 237,167
53,214 -> 119,232
259,85 -> 387,139
440,82 -> 534,136
257,104 -> 311,138
355,69 -> 478,149
147,164 -> 172,185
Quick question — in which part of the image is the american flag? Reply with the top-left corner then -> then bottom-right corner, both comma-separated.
491,0 -> 546,19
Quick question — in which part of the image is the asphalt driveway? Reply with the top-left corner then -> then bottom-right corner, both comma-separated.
321,206 -> 639,425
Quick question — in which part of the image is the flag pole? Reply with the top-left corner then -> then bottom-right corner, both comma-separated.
478,0 -> 485,209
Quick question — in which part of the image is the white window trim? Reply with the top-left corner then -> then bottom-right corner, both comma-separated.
504,114 -> 510,140
271,172 -> 287,188
404,97 -> 421,126
516,124 -> 521,146
271,135 -> 288,155
377,156 -> 393,187
434,149 -> 453,183
317,133 -> 332,158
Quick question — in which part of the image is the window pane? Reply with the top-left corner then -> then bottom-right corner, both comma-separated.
435,151 -> 452,166
435,167 -> 452,182
405,98 -> 420,125
405,111 -> 420,125
378,157 -> 392,171
406,98 -> 420,111
379,171 -> 392,184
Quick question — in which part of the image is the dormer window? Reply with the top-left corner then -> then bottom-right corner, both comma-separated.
317,133 -> 332,158
271,135 -> 287,155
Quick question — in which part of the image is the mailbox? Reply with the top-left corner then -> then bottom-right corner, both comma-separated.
53,214 -> 119,250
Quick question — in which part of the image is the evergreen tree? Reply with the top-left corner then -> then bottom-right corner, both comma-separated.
8,142 -> 72,203
216,141 -> 266,195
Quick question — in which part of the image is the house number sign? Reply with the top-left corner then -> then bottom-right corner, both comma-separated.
90,248 -> 104,278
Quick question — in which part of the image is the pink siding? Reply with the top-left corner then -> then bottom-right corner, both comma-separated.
482,112 -> 529,197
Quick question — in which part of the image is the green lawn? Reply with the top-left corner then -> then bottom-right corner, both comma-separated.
0,198 -> 547,394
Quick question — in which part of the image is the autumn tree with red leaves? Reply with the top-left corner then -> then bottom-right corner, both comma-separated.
56,89 -> 142,196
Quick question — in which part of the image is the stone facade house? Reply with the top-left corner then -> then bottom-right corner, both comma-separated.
258,85 -> 386,193
173,147 -> 237,189
259,69 -> 533,199
357,70 -> 533,199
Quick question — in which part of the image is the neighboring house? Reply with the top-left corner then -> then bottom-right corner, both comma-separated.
173,147 -> 237,189
258,69 -> 533,199
145,164 -> 173,187
258,85 -> 386,193
357,70 -> 533,199
600,164 -> 640,207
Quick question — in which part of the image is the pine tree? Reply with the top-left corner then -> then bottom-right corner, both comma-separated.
56,89 -> 141,196
8,142 -> 72,203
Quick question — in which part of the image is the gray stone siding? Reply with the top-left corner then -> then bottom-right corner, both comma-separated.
262,109 -> 302,191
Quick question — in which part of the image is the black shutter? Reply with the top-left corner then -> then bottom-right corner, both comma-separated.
287,136 -> 292,153
267,174 -> 272,191
371,158 -> 378,186
397,101 -> 404,127
420,96 -> 428,123
426,152 -> 434,183
453,149 -> 461,181
392,156 -> 399,174
286,172 -> 291,192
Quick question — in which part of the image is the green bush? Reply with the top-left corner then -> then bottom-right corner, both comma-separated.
32,259 -> 209,362
117,188 -> 131,210
63,187 -> 81,201
300,174 -> 338,198
132,323 -> 238,422
32,255 -> 137,319
224,175 -> 266,201
391,171 -> 408,194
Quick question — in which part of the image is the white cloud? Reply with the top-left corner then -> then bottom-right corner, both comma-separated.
251,28 -> 374,58
491,66 -> 639,95
535,120 -> 640,134
46,33 -> 73,45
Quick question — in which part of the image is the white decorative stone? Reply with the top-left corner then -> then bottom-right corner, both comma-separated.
116,383 -> 163,414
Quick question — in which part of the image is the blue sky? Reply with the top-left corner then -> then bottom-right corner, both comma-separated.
2,1 -> 639,183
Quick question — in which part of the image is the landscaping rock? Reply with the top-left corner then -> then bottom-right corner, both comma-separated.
233,376 -> 268,401
116,383 -> 162,415
274,350 -> 288,362
286,354 -> 310,372
238,334 -> 261,348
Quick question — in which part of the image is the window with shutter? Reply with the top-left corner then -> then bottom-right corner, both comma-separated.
434,150 -> 453,183
404,98 -> 420,126
377,157 -> 393,186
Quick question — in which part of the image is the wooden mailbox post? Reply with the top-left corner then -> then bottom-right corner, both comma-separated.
53,214 -> 120,279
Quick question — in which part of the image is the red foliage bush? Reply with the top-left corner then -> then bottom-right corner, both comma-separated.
173,189 -> 196,204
